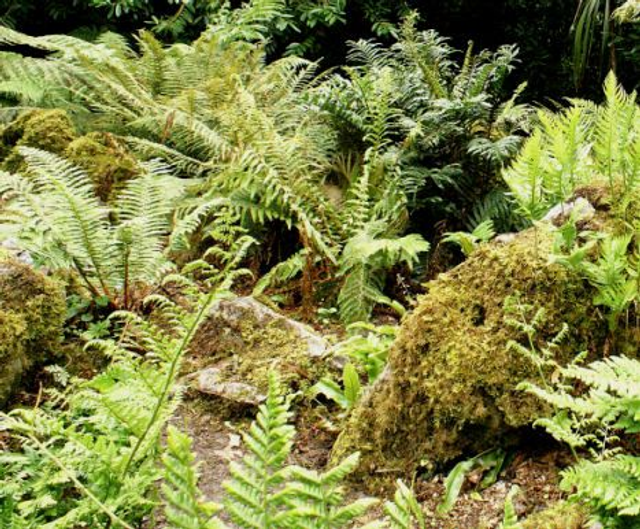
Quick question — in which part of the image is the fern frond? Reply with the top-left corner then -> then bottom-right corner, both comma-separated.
561,455 -> 640,518
162,426 -> 227,529
383,480 -> 426,529
253,250 -> 306,296
223,373 -> 294,529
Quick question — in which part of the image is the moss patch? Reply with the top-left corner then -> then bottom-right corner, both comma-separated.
0,259 -> 65,406
522,500 -> 589,529
1,109 -> 77,172
65,132 -> 140,202
332,225 -> 637,482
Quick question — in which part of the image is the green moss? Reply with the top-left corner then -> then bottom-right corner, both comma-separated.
189,306 -> 327,394
0,259 -> 66,406
332,226 -> 637,482
522,500 -> 589,529
1,109 -> 77,172
65,132 -> 140,202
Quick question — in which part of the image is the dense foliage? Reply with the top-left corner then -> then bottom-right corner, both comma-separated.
0,1 -> 638,528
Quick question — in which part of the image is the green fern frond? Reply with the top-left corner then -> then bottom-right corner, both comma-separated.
561,455 -> 640,518
383,480 -> 425,529
498,486 -> 522,529
223,373 -> 295,529
253,250 -> 306,296
279,453 -> 378,528
162,426 -> 227,529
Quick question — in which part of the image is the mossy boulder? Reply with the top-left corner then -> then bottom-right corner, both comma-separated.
1,109 -> 77,171
65,132 -> 140,202
332,225 -> 636,480
0,259 -> 66,406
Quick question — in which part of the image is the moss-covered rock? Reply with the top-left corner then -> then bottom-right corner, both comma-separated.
1,109 -> 76,172
65,132 -> 140,202
0,259 -> 65,406
189,297 -> 328,396
332,224 -> 637,481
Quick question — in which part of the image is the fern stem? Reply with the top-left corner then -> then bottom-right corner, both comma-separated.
71,255 -> 105,301
26,433 -> 135,529
120,288 -> 216,477
123,247 -> 130,310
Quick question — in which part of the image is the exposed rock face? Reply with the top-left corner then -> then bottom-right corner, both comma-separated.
331,224 -> 637,481
0,259 -> 65,406
542,197 -> 595,226
189,297 -> 329,395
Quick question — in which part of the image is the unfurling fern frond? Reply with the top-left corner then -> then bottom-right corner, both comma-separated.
162,426 -> 227,529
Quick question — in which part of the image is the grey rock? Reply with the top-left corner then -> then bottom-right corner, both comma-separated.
206,296 -> 327,358
543,197 -> 595,226
195,367 -> 266,405
0,238 -> 33,265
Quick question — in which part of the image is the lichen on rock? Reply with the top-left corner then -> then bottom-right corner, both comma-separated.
331,223 -> 636,481
0,258 -> 65,406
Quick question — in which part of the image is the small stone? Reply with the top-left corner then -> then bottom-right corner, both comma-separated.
0,238 -> 33,266
196,367 -> 266,405
495,233 -> 517,244
542,197 -> 595,226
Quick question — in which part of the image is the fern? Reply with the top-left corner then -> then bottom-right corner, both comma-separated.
220,373 -> 382,528
162,426 -> 227,529
279,453 -> 378,528
381,480 -> 425,529
581,234 -> 638,331
523,355 -> 640,526
312,363 -> 363,410
223,373 -> 295,528
552,229 -> 639,332
0,242 -> 249,527
562,456 -> 640,519
503,72 -> 639,222
337,222 -> 429,323
442,219 -> 495,256
498,486 -> 522,529
0,149 -> 188,308
333,323 -> 397,383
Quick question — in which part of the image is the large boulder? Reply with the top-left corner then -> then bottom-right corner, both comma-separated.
0,258 -> 65,406
331,224 -> 638,481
